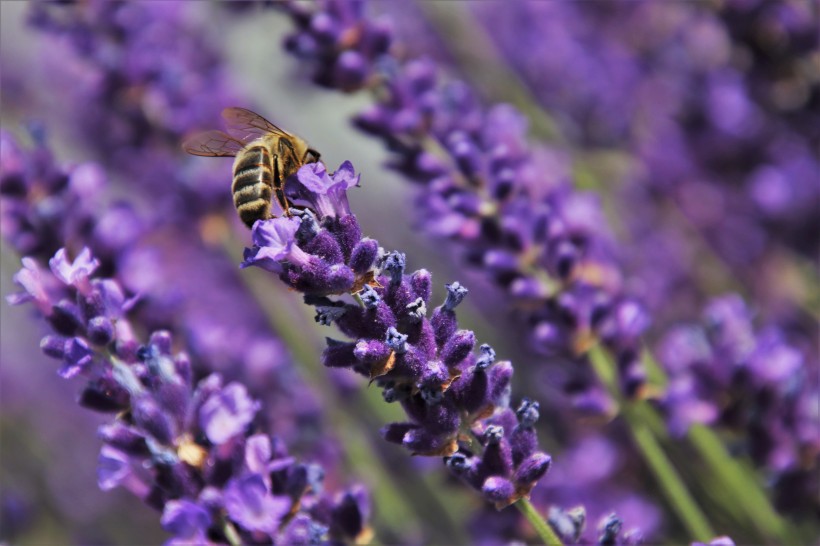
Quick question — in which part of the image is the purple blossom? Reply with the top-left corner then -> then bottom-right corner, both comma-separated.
242,160 -> 552,507
160,500 -> 212,545
199,383 -> 260,445
241,215 -> 309,272
7,249 -> 371,544
291,161 -> 360,219
658,294 -> 820,488
223,474 -> 290,535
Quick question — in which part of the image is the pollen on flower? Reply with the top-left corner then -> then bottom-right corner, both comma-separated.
177,435 -> 208,468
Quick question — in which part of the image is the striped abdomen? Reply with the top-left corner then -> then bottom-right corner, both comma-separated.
232,145 -> 273,228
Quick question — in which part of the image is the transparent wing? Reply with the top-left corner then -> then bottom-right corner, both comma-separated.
221,107 -> 292,142
182,130 -> 245,157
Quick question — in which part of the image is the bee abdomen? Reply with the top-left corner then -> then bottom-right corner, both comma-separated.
236,201 -> 271,228
232,146 -> 274,228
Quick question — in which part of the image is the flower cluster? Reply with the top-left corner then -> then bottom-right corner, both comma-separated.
279,0 -> 651,408
8,248 -> 370,544
283,0 -> 392,91
0,131 -> 337,460
0,129 -> 131,267
242,161 -> 553,507
659,294 -> 819,513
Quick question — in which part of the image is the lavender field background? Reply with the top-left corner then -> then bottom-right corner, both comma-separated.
1,1 -> 818,545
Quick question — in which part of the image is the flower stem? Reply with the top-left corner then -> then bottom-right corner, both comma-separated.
627,413 -> 714,541
687,424 -> 797,544
223,519 -> 242,546
515,498 -> 563,545
641,349 -> 799,544
588,345 -> 715,542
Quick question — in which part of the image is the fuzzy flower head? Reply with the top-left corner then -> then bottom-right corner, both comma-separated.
291,160 -> 360,219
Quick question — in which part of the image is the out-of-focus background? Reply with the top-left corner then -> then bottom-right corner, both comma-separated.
2,1 -> 818,544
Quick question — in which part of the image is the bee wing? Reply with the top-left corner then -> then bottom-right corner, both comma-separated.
182,130 -> 245,157
221,107 -> 293,142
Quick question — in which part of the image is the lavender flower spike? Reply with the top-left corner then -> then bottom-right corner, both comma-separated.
243,161 -> 552,507
8,249 -> 371,545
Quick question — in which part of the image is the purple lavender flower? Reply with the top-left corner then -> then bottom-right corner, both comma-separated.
241,161 -> 552,507
7,248 -> 372,544
658,294 -> 820,511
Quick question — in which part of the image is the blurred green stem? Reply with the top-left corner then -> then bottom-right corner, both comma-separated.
642,350 -> 799,544
687,424 -> 796,543
588,345 -> 715,542
516,498 -> 563,545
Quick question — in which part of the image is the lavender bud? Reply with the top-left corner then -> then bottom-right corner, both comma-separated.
330,487 -> 370,541
87,316 -> 114,345
549,506 -> 586,543
322,338 -> 357,368
79,377 -> 130,413
515,398 -> 540,428
133,396 -> 175,445
441,330 -> 475,367
40,335 -> 67,359
294,208 -> 320,243
358,285 -> 381,309
59,337 -> 94,379
475,344 -> 496,370
98,423 -> 149,456
484,425 -> 504,446
160,500 -> 211,542
97,446 -> 132,492
149,331 -> 173,355
443,281 -> 468,311
333,50 -> 369,91
410,269 -> 432,303
513,452 -> 552,486
48,299 -> 84,336
481,476 -> 514,504
481,429 -> 513,478
315,305 -> 346,326
381,422 -> 417,445
385,327 -> 408,354
488,361 -> 514,408
349,237 -> 378,275
381,251 -> 406,286
405,297 -> 427,323
598,513 -> 623,545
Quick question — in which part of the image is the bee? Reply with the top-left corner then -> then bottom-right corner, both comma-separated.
183,107 -> 321,228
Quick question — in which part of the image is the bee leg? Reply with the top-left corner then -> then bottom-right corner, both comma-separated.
271,154 -> 291,217
277,188 -> 291,217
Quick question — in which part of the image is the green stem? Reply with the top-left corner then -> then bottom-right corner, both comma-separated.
223,519 -> 242,546
628,415 -> 714,541
687,425 -> 796,544
516,498 -> 563,545
588,346 -> 715,542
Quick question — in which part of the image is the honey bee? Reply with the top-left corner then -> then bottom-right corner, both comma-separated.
183,107 -> 321,228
